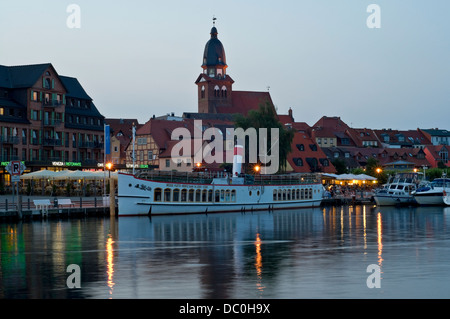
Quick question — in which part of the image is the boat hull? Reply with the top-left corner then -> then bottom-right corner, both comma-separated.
117,173 -> 323,216
414,192 -> 445,206
374,194 -> 416,206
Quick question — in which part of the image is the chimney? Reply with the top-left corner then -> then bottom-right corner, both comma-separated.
232,144 -> 243,177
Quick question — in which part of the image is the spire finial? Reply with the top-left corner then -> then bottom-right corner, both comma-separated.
213,16 -> 217,26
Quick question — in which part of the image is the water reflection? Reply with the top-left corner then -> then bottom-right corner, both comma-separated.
377,212 -> 383,267
1,205 -> 450,298
254,233 -> 265,294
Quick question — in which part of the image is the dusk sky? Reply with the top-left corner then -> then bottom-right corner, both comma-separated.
0,0 -> 449,130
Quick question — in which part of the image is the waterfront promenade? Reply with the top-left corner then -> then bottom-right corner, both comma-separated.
0,194 -> 113,220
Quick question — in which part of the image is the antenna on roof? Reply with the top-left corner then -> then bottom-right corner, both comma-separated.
267,86 -> 270,91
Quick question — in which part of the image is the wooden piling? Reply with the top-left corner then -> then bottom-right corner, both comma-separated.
109,177 -> 116,217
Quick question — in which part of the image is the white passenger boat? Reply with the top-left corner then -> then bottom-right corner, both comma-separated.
373,173 -> 420,206
412,177 -> 450,206
117,171 -> 324,216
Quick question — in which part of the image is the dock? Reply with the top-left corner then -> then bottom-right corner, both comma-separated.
0,195 -> 116,220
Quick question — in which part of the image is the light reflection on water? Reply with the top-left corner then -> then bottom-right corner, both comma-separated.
1,205 -> 450,299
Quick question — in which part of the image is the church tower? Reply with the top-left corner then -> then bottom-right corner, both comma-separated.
195,21 -> 234,113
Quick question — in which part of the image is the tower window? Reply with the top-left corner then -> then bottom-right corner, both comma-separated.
201,86 -> 205,99
221,86 -> 227,98
214,85 -> 220,97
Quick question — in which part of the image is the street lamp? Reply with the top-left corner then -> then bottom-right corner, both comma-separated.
376,168 -> 382,174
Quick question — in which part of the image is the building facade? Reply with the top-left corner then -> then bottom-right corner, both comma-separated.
0,63 -> 105,187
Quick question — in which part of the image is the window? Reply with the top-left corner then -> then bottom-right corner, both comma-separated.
221,86 -> 227,98
44,78 -> 51,89
181,189 -> 187,202
173,189 -> 180,202
296,144 -> 304,151
154,188 -> 162,202
293,157 -> 303,166
201,86 -> 205,99
165,159 -> 170,168
188,189 -> 195,202
208,190 -> 213,202
231,190 -> 236,202
148,150 -> 153,160
0,107 -> 3,115
214,85 -> 220,97
164,189 -> 171,202
215,190 -> 220,203
195,189 -> 201,202
440,149 -> 448,163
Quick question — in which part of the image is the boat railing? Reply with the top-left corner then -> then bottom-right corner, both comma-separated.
134,170 -> 319,185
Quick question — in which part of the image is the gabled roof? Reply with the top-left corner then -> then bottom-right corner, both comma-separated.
0,63 -> 52,88
136,118 -> 196,150
59,76 -> 92,100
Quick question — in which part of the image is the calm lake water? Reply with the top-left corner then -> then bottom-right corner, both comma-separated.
1,205 -> 450,299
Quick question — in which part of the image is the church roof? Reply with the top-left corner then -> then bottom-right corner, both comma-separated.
215,91 -> 274,116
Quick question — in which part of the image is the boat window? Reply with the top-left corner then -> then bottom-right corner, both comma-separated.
225,190 -> 230,202
202,190 -> 207,202
188,189 -> 195,202
181,189 -> 187,202
397,185 -> 404,190
220,190 -> 225,202
154,188 -> 162,202
164,188 -> 171,202
173,189 -> 180,202
296,189 -> 300,200
273,190 -> 277,201
282,190 -> 286,201
287,190 -> 291,200
195,189 -> 201,202
215,190 -> 220,202
208,190 -> 213,202
249,191 -> 252,196
231,190 -> 236,202
278,190 -> 282,201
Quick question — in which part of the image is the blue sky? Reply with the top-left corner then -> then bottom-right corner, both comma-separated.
0,0 -> 449,130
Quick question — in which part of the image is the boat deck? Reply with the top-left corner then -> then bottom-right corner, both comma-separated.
134,171 -> 320,185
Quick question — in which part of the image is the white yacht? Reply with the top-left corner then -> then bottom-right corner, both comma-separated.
412,176 -> 450,206
373,173 -> 420,206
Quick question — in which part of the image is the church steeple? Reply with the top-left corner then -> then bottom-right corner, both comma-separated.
195,20 -> 234,114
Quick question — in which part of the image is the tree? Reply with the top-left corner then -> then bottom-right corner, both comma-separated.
332,158 -> 348,174
233,101 -> 294,174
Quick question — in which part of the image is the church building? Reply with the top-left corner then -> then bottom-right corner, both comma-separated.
194,23 -> 274,116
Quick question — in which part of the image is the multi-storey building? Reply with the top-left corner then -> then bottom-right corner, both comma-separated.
0,63 -> 105,186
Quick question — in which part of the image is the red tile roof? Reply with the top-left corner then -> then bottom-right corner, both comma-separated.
215,91 -> 274,116
286,132 -> 336,173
